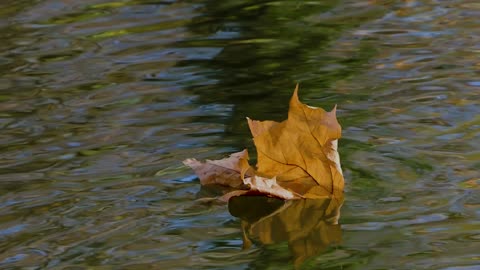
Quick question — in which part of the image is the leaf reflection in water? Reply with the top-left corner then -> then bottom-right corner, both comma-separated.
229,196 -> 344,267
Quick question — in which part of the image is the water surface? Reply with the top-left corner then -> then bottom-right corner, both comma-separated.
0,0 -> 479,269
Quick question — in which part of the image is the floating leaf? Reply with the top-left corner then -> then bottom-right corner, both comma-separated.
183,150 -> 252,188
184,150 -> 300,200
184,84 -> 344,200
248,84 -> 343,198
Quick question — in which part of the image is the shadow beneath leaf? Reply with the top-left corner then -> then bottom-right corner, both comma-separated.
229,196 -> 343,267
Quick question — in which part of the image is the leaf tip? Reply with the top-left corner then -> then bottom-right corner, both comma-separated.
182,158 -> 198,167
290,84 -> 301,107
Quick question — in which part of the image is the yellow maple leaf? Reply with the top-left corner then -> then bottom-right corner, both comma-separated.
183,84 -> 344,200
248,84 -> 344,198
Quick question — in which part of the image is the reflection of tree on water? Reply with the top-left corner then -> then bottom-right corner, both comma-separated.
177,0 -> 382,148
229,196 -> 343,268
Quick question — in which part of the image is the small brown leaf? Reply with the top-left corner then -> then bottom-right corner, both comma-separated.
182,149 -> 252,188
220,175 -> 301,201
184,150 -> 300,200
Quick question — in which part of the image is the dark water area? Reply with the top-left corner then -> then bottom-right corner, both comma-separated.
1,0 -> 479,269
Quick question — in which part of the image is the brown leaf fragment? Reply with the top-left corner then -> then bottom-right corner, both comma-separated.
219,190 -> 251,202
182,149 -> 252,188
220,175 -> 301,201
244,175 -> 299,200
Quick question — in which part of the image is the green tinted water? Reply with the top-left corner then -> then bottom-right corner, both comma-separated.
0,0 -> 479,269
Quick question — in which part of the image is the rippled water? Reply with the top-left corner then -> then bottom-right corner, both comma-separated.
1,0 -> 479,269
